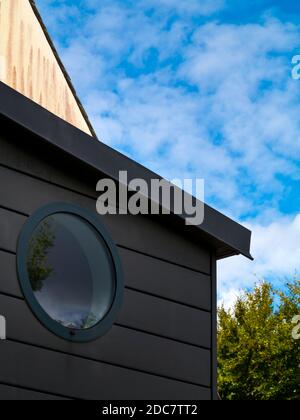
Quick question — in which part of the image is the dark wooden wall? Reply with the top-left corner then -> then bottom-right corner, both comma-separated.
0,126 -> 216,400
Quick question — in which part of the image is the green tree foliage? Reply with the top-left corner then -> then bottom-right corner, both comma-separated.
27,220 -> 55,292
218,279 -> 300,400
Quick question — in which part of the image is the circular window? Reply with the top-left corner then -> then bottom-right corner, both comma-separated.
17,203 -> 123,342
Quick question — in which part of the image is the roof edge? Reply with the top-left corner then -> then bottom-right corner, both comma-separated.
0,82 -> 253,261
28,0 -> 97,138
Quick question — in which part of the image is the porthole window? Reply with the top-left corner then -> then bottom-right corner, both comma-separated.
17,203 -> 123,342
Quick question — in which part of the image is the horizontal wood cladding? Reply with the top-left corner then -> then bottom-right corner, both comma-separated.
0,133 -> 214,398
0,131 -> 96,198
0,247 -> 211,349
0,294 -> 211,387
0,0 -> 92,135
120,290 -> 211,348
0,384 -> 69,400
0,341 -> 211,400
0,207 -> 26,252
0,246 -> 211,313
119,248 -> 211,311
0,162 -> 211,273
0,252 -> 21,297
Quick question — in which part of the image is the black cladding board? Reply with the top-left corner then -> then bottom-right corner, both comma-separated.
119,247 -> 211,311
0,245 -> 210,312
0,81 -> 253,260
0,341 -> 211,400
0,249 -> 211,349
0,160 -> 211,273
119,289 -> 211,348
0,384 -> 69,401
0,294 -> 211,387
0,129 -> 96,198
0,252 -> 22,297
0,208 -> 26,252
0,122 -> 215,398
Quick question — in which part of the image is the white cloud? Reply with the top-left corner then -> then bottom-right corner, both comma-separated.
142,0 -> 226,16
36,1 -> 300,305
218,214 -> 300,308
36,4 -> 300,179
65,13 -> 300,220
178,18 -> 300,210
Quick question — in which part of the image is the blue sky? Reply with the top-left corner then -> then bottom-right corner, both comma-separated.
36,0 -> 300,306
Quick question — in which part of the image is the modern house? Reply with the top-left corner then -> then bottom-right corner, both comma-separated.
0,0 -> 252,400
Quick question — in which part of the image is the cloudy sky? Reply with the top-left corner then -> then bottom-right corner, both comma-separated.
36,0 -> 300,307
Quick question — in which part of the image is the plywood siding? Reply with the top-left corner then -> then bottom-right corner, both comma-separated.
0,0 -> 93,135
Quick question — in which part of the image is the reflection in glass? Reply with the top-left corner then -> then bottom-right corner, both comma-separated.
27,220 -> 55,292
26,213 -> 116,330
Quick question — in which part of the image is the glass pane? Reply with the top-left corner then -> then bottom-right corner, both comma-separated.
26,213 -> 115,330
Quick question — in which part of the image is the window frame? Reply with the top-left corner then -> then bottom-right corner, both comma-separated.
17,202 -> 124,343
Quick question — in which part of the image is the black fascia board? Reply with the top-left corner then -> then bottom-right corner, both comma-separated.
0,82 -> 253,260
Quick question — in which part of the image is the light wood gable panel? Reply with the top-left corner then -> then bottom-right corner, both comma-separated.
0,0 -> 93,136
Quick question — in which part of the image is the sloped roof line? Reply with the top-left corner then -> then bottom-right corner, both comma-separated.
28,0 -> 97,138
0,81 -> 253,261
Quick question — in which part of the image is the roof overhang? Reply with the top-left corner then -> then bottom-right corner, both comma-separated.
0,82 -> 253,261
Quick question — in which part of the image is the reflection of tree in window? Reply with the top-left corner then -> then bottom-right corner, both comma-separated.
80,313 -> 98,330
54,313 -> 98,330
27,220 -> 55,292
